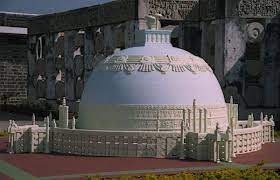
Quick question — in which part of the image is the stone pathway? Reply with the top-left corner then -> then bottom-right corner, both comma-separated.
0,160 -> 33,179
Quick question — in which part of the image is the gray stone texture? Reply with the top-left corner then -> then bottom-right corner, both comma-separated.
0,34 -> 28,106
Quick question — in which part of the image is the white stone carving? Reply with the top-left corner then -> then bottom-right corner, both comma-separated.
101,55 -> 213,74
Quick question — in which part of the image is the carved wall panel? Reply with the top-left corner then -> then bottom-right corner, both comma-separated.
36,58 -> 46,75
74,32 -> 85,48
114,24 -> 125,49
245,86 -> 263,106
104,25 -> 114,55
74,55 -> 84,77
45,34 -> 56,100
64,31 -> 76,101
239,0 -> 280,18
94,28 -> 105,54
55,36 -> 64,56
28,36 -> 37,76
36,78 -> 46,98
148,0 -> 199,20
55,81 -> 65,99
264,23 -> 280,107
75,78 -> 84,99
55,56 -> 64,70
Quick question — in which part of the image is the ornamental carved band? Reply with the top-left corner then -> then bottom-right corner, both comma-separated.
239,0 -> 280,18
148,0 -> 199,20
101,55 -> 213,74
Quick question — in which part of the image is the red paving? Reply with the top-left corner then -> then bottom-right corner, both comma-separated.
0,137 -> 216,177
0,137 -> 280,177
233,142 -> 280,164
0,152 -> 217,177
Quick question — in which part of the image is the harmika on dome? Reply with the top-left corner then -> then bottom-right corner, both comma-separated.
7,15 -> 276,163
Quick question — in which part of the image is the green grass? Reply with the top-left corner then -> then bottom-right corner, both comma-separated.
86,164 -> 280,180
275,130 -> 280,138
0,130 -> 8,137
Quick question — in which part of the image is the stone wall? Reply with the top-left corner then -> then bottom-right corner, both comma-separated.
0,34 -> 28,106
27,0 -> 194,112
183,0 -> 280,120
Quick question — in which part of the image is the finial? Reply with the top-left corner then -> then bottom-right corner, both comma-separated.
9,120 -> 12,128
96,28 -> 101,34
32,113 -> 36,125
269,115 -> 275,126
62,97 -> 66,106
193,99 -> 196,105
46,116 -> 49,126
52,119 -> 57,128
260,112 -> 264,122
226,126 -> 231,135
264,115 -> 268,121
230,96 -> 233,104
49,112 -> 52,121
12,120 -> 18,128
215,122 -> 221,137
269,115 -> 274,122
72,116 -> 76,130
215,122 -> 220,132
43,117 -> 47,127
56,70 -> 62,82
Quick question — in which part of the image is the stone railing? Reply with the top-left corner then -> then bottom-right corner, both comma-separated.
7,114 -> 51,154
7,121 -> 47,153
232,118 -> 275,156
233,125 -> 263,155
185,125 -> 233,163
50,128 -> 182,158
6,99 -> 276,163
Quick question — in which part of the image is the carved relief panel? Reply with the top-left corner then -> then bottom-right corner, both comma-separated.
239,0 -> 280,18
148,0 -> 199,20
244,21 -> 265,107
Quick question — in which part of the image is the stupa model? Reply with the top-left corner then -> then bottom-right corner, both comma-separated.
7,15 -> 276,163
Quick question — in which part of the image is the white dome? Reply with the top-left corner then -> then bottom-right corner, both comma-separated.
77,29 -> 228,132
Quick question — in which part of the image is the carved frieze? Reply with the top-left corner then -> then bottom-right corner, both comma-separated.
101,54 -> 212,74
239,0 -> 280,18
148,0 -> 199,20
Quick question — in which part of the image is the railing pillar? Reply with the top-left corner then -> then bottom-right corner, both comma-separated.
180,119 -> 185,160
199,109 -> 202,133
45,116 -> 50,153
204,109 -> 207,133
193,99 -> 196,132
157,110 -> 160,132
59,97 -> 69,128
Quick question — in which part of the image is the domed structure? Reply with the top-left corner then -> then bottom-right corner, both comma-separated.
78,18 -> 228,132
6,16 -> 276,164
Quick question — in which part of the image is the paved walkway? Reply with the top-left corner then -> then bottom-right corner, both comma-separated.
0,137 -> 279,180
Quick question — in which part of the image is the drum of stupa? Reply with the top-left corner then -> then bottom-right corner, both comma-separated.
78,18 -> 228,132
